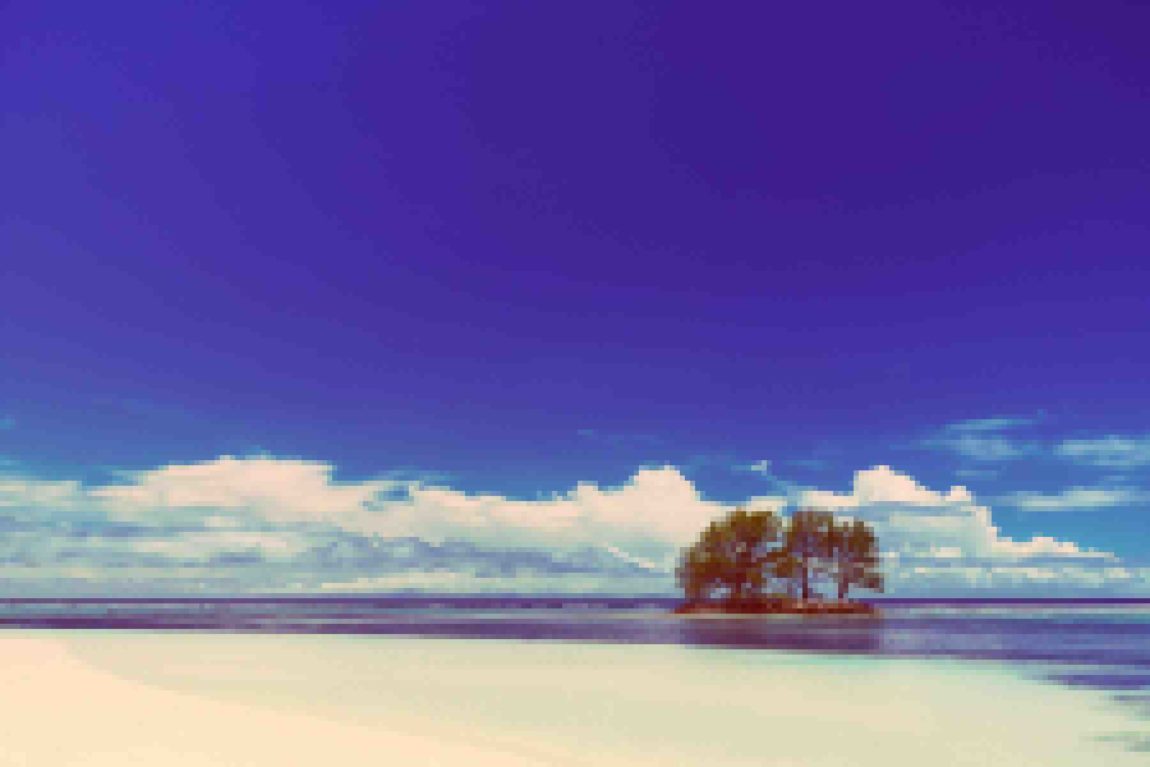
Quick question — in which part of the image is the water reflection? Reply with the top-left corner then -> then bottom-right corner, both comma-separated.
671,615 -> 884,654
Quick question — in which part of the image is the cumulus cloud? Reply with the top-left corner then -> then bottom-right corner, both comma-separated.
0,456 -> 1144,596
797,465 -> 1101,561
87,457 -> 726,560
796,466 -> 1129,593
363,466 -> 729,571
92,456 -> 400,525
1055,435 -> 1150,469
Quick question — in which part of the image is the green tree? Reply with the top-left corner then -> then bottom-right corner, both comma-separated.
828,518 -> 884,601
676,508 -> 782,606
783,509 -> 835,602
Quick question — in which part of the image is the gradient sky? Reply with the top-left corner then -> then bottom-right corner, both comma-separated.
2,1 -> 1148,595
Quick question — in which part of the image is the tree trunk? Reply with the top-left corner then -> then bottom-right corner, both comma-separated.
800,557 -> 810,601
730,572 -> 746,606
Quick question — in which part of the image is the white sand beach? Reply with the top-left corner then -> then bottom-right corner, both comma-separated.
0,630 -> 1145,766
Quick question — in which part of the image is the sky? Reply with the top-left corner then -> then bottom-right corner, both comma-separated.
1,1 -> 1148,596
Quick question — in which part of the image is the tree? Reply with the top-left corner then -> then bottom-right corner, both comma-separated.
783,509 -> 835,602
677,507 -> 883,611
828,518 -> 883,601
676,508 -> 782,607
770,549 -> 802,600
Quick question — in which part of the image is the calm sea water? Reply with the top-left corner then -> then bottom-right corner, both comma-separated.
3,596 -> 1149,705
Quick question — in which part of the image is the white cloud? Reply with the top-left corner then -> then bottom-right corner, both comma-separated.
0,457 -> 1142,596
0,475 -> 85,510
93,456 -> 399,525
1004,486 -> 1148,512
1056,435 -> 1150,469
796,466 -> 1118,593
945,416 -> 1038,432
1,457 -> 726,587
744,495 -> 788,513
128,530 -> 309,561
738,459 -> 772,475
91,457 -> 725,560
366,466 -> 726,566
920,416 -> 1038,462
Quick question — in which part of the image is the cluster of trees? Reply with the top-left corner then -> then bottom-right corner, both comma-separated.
676,509 -> 882,608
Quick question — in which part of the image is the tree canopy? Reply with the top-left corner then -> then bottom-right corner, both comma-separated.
677,508 -> 882,609
676,509 -> 781,606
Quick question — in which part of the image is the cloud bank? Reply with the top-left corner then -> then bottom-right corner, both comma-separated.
0,456 -> 1145,596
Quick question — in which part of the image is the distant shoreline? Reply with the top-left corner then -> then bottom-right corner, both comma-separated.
1,594 -> 1148,605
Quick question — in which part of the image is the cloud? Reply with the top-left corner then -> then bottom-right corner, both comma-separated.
797,466 -> 1124,593
0,456 -> 1143,596
737,459 -> 772,475
0,456 -> 727,593
921,417 -> 1038,462
1055,435 -> 1150,469
0,474 -> 86,510
1002,486 -> 1148,512
945,416 -> 1038,432
369,465 -> 727,567
92,456 -> 401,525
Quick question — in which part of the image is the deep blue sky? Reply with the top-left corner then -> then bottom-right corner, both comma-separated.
2,1 -> 1148,585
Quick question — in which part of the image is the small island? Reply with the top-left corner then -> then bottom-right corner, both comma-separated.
675,508 -> 882,616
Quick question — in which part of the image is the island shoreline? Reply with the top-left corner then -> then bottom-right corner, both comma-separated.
673,600 -> 878,616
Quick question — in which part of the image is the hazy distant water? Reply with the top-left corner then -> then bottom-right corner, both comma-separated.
3,597 -> 1149,706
